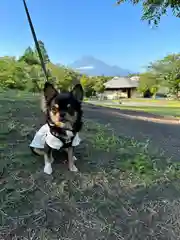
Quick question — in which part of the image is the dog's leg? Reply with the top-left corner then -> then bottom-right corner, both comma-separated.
64,148 -> 77,161
68,147 -> 78,172
32,147 -> 44,156
44,144 -> 54,175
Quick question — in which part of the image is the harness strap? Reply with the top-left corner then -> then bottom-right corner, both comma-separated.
47,121 -> 75,147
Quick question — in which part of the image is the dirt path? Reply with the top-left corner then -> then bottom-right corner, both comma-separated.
83,104 -> 180,161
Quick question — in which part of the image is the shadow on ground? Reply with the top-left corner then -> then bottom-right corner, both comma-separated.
84,103 -> 180,162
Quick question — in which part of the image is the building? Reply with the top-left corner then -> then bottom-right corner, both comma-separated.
103,76 -> 139,99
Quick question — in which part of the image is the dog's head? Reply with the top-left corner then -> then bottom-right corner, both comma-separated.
42,82 -> 83,133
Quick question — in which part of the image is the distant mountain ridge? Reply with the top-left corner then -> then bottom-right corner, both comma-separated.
69,56 -> 132,77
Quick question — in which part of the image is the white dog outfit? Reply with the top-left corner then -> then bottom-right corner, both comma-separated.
30,123 -> 81,150
29,124 -> 81,174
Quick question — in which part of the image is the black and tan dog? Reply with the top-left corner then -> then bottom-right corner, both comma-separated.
30,82 -> 84,174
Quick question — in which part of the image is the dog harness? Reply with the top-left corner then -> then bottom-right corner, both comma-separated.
29,124 -> 81,150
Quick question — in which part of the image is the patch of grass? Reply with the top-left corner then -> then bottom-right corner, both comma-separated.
84,97 -> 180,107
1,90 -> 180,239
91,102 -> 180,118
122,105 -> 180,118
120,98 -> 180,106
122,106 -> 180,118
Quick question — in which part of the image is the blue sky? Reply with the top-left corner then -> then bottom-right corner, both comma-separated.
1,0 -> 180,72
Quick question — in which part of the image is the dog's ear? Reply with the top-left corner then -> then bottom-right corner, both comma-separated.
71,84 -> 84,102
43,82 -> 58,103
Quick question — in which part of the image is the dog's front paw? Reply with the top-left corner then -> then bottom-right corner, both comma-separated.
44,163 -> 53,175
69,164 -> 78,172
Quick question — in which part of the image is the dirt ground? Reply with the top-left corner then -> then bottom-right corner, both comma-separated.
84,103 -> 180,162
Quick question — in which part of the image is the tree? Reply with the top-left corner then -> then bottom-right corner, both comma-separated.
19,47 -> 44,91
116,0 -> 180,25
64,68 -> 80,91
80,75 -> 95,97
35,40 -> 50,63
165,72 -> 180,98
149,54 -> 180,98
19,47 -> 39,65
0,57 -> 27,90
62,68 -> 77,91
138,72 -> 159,96
46,63 -> 80,91
0,43 -> 83,93
92,76 -> 107,93
25,65 -> 45,92
47,63 -> 66,89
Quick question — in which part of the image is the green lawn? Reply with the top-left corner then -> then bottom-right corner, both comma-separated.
122,106 -> 180,118
97,104 -> 180,118
1,90 -> 180,239
117,98 -> 180,107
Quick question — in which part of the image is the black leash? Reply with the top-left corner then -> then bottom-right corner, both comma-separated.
22,0 -> 48,82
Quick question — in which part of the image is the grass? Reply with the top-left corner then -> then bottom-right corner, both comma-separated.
92,104 -> 180,118
114,98 -> 180,107
1,91 -> 180,239
84,97 -> 180,107
120,106 -> 180,118
85,97 -> 180,117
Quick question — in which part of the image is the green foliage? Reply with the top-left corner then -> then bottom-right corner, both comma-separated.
92,76 -> 107,93
0,40 -> 110,95
138,54 -> 180,98
116,0 -> 180,25
138,72 -> 158,94
0,57 -> 28,90
80,75 -> 95,97
2,40 -> 180,99
19,47 -> 39,65
152,54 -> 180,98
35,40 -> 50,63
80,75 -> 111,97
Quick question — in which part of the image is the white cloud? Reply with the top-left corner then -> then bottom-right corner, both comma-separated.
75,66 -> 94,70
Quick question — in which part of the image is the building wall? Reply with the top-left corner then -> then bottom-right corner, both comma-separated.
104,88 -> 137,99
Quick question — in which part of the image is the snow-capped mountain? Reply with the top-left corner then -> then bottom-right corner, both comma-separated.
69,56 -> 132,76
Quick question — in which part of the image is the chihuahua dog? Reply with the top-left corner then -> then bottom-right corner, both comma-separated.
31,82 -> 84,174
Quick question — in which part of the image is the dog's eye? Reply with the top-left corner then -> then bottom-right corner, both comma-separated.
67,104 -> 74,115
51,105 -> 59,113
